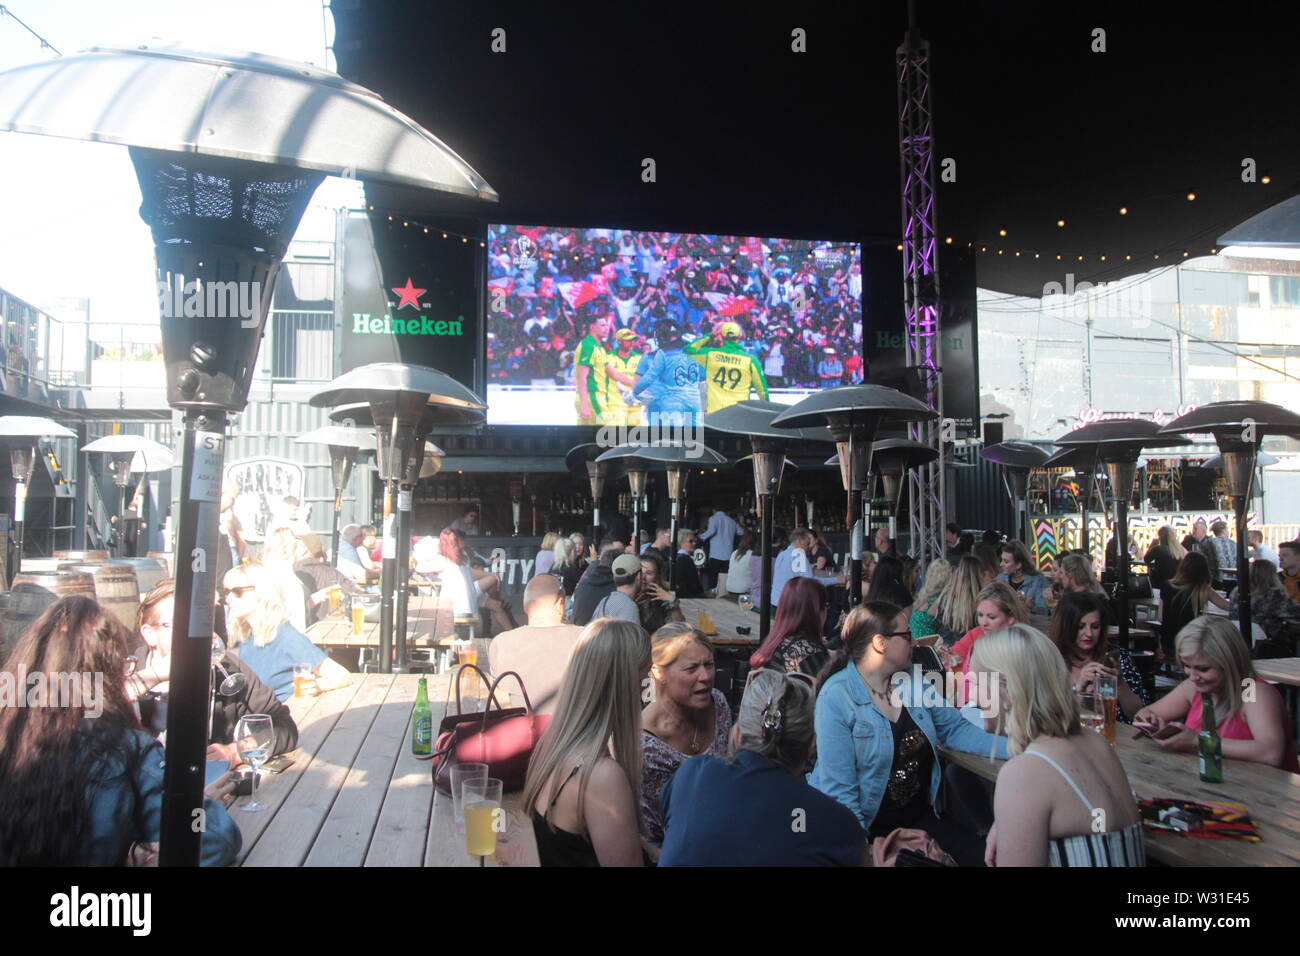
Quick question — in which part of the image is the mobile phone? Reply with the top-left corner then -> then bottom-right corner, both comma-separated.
261,755 -> 296,774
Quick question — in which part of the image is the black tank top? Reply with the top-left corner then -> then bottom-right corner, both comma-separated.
532,764 -> 600,867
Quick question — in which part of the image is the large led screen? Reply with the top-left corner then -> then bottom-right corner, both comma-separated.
486,224 -> 863,427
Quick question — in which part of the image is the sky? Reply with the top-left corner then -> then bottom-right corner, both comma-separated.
0,0 -> 354,345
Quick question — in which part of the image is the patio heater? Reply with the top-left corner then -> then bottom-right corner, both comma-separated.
979,441 -> 1050,546
872,438 -> 940,556
566,443 -> 619,551
627,441 -> 728,591
772,386 -> 937,607
1159,402 -> 1300,646
294,425 -> 377,563
596,447 -> 651,557
707,400 -> 829,639
0,416 -> 76,585
81,434 -> 173,557
1042,444 -> 1102,557
1056,421 -> 1190,648
0,42 -> 497,865
313,366 -> 483,675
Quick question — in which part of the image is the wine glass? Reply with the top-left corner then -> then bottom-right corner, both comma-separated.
211,638 -> 247,697
234,714 -> 274,812
738,594 -> 754,612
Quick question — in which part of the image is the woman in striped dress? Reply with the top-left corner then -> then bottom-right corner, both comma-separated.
972,625 -> 1144,867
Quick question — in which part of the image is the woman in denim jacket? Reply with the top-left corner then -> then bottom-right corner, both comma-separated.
996,541 -> 1049,616
0,596 -> 240,866
809,601 -> 1008,866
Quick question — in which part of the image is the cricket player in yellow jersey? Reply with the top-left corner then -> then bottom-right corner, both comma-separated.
603,328 -> 643,426
573,312 -> 613,425
685,320 -> 770,412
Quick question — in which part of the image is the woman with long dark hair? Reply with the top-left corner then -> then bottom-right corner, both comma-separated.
1047,591 -> 1150,722
749,575 -> 830,677
996,540 -> 1049,615
866,555 -> 913,614
1161,551 -> 1229,653
0,596 -> 240,866
809,601 -> 1008,866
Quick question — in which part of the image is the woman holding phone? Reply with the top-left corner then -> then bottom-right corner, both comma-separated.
1133,616 -> 1299,771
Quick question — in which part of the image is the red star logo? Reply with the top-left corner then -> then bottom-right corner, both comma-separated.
391,277 -> 426,310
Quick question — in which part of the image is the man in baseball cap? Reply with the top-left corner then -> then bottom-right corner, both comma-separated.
590,553 -> 645,625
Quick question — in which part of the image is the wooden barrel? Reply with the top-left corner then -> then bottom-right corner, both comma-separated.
57,562 -> 141,631
147,552 -> 175,577
1,570 -> 96,661
19,558 -> 66,573
54,550 -> 110,563
118,557 -> 167,593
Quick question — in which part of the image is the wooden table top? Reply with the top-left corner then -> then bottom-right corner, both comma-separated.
306,599 -> 448,648
679,597 -> 761,646
942,732 -> 1300,866
1255,658 -> 1300,689
231,672 -> 539,867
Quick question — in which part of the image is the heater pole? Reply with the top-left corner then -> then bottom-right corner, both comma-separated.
668,496 -> 679,592
117,484 -> 129,558
160,409 -> 223,867
378,483 -> 396,673
1115,495 -> 1130,649
394,485 -> 413,672
331,488 -> 343,566
11,478 -> 26,587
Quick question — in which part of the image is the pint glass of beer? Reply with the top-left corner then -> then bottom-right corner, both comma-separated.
351,601 -> 366,637
328,585 -> 342,613
293,662 -> 315,698
1095,672 -> 1118,744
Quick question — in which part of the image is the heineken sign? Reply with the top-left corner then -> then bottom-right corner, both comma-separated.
339,212 -> 481,390
351,313 -> 465,336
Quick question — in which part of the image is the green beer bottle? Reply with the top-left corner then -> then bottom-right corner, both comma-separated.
412,676 -> 433,760
1198,694 -> 1223,783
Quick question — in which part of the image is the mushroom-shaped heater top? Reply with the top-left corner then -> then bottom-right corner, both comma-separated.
772,386 -> 936,492
980,440 -> 1051,505
566,443 -> 615,503
312,365 -> 483,483
0,415 -> 76,484
1055,421 -> 1192,502
873,439 -> 940,513
598,441 -> 726,501
707,400 -> 829,498
81,434 -> 174,484
1159,400 -> 1300,499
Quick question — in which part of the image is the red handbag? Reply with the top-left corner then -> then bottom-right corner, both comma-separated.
431,665 -> 551,795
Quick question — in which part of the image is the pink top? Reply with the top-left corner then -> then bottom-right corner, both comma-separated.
1184,690 -> 1300,773
950,626 -> 985,705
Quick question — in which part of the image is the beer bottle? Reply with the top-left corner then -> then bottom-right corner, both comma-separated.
412,676 -> 433,759
1198,694 -> 1223,783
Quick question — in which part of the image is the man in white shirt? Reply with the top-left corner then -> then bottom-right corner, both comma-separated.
698,501 -> 740,593
336,524 -> 368,585
1248,529 -> 1280,566
770,528 -> 843,609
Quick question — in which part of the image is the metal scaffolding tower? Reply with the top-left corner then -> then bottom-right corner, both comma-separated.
897,5 -> 945,566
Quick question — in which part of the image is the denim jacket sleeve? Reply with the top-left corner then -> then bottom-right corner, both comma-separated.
133,733 -> 243,866
810,682 -> 868,826
1023,574 -> 1049,615
929,701 -> 1009,760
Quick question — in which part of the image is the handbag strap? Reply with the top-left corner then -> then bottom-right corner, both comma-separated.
452,662 -> 499,713
486,670 -> 536,715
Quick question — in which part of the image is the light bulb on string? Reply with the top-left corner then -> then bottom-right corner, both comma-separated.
1057,219 -> 1065,228
1119,207 -> 1127,215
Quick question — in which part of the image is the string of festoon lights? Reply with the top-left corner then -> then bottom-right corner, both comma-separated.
953,179 -> 1290,265
369,205 -> 862,267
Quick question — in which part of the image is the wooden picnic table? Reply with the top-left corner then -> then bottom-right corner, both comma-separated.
679,597 -> 760,646
1255,658 -> 1300,688
305,598 -> 451,649
230,672 -> 538,867
942,732 -> 1300,866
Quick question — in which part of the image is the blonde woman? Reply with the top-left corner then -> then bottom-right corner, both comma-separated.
909,559 -> 953,639
1134,617 -> 1299,771
535,531 -> 560,576
257,527 -> 310,632
222,563 -> 351,702
1144,527 -> 1185,593
974,625 -> 1144,867
935,555 -> 985,646
658,669 -> 866,866
524,618 -> 651,867
552,536 -> 582,596
640,623 -> 733,846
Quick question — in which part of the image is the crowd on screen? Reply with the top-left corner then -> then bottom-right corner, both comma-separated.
485,226 -> 865,391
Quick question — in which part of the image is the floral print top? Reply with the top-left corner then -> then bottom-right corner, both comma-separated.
641,689 -> 732,844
